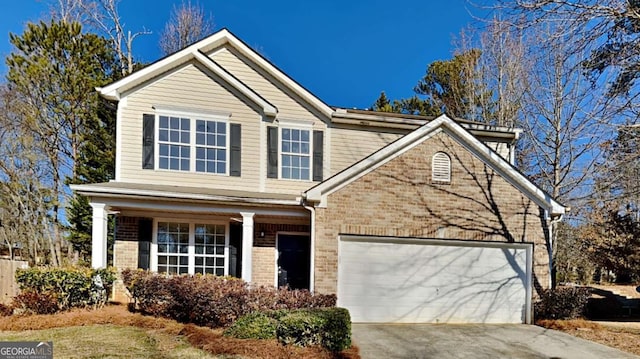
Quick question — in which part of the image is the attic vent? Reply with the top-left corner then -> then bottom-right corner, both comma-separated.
432,152 -> 451,183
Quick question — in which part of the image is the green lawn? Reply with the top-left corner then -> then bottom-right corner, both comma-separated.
0,324 -> 224,359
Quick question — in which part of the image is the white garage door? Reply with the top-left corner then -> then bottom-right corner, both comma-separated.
338,236 -> 532,324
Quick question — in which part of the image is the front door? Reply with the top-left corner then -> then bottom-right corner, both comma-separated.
277,234 -> 310,290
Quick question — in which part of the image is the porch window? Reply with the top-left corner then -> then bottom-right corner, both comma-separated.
154,221 -> 228,275
157,114 -> 228,174
194,224 -> 226,275
281,128 -> 310,180
156,222 -> 189,274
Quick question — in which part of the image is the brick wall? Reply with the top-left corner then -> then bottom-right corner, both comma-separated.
252,247 -> 275,286
113,216 -> 144,302
314,131 -> 551,295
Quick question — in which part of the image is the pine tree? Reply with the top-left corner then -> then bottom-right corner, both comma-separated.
6,20 -> 117,264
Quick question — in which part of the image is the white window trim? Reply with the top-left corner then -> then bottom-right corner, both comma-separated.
278,125 -> 313,181
150,217 -> 230,276
155,110 -> 230,175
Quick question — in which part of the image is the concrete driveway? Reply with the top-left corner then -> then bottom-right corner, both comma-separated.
352,323 -> 639,359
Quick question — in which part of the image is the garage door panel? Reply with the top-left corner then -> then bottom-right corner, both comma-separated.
338,238 -> 531,324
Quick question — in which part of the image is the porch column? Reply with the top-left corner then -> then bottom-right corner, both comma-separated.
90,202 -> 109,269
240,212 -> 254,282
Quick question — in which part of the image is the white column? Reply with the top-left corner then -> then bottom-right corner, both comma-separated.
240,212 -> 255,283
90,202 -> 109,269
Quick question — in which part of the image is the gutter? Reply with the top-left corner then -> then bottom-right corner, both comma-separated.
303,199 -> 316,292
548,212 -> 565,289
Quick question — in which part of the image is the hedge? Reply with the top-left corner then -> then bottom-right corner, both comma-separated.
534,286 -> 591,320
225,308 -> 352,352
121,269 -> 337,328
14,266 -> 116,313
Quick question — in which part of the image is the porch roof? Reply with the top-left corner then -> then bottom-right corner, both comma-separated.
71,181 -> 303,207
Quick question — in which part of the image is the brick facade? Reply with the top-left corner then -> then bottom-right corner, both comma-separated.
252,247 -> 275,286
313,131 -> 551,295
112,216 -> 145,302
111,216 -> 310,294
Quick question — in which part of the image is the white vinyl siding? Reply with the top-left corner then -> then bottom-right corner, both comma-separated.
432,152 -> 451,183
118,63 -> 262,191
330,127 -> 404,174
119,57 -> 328,195
209,47 -> 319,120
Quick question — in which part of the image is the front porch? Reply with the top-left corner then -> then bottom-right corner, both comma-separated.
72,182 -> 313,300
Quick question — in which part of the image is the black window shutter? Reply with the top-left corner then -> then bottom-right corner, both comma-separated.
230,123 -> 241,177
267,126 -> 278,178
313,130 -> 324,181
142,114 -> 155,169
137,218 -> 153,270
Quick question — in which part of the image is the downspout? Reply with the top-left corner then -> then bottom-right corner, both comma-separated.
302,196 -> 316,293
548,211 -> 564,289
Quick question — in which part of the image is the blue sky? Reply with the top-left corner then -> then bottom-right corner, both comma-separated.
1,0 -> 487,109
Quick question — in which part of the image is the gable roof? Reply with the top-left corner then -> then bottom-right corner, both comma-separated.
305,114 -> 566,216
97,28 -> 334,118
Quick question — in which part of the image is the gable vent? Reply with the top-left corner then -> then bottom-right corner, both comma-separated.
432,152 -> 451,183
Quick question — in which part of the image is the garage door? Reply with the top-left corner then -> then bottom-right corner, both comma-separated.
337,235 -> 532,324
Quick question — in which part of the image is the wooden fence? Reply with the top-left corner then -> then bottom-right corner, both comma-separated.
0,258 -> 28,304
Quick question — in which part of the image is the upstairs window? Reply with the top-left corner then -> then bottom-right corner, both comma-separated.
195,120 -> 227,174
432,152 -> 451,183
156,114 -> 227,174
266,123 -> 323,182
281,128 -> 310,180
158,116 -> 191,171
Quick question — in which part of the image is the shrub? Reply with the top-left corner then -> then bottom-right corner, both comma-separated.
122,269 -> 172,316
277,310 -> 325,348
165,274 -> 248,327
0,303 -> 12,316
535,286 -> 591,320
277,308 -> 351,352
223,310 -> 285,339
12,291 -> 59,315
15,267 -> 116,311
121,269 -> 337,328
226,308 -> 351,352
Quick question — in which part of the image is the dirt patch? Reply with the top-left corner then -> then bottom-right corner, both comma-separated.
0,304 -> 359,359
537,319 -> 640,356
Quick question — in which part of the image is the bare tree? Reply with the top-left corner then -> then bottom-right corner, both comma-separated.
0,87 -> 58,265
49,0 -> 150,75
455,17 -> 528,127
519,26 -> 618,204
159,0 -> 214,55
491,0 -> 640,103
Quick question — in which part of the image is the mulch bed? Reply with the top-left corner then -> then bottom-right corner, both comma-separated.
0,304 -> 359,359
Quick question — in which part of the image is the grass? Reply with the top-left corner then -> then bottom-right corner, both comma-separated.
537,319 -> 640,356
0,325 -> 219,359
0,305 -> 359,359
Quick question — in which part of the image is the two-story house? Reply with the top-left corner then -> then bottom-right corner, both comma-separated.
72,29 -> 565,324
